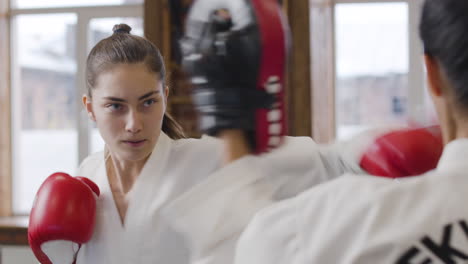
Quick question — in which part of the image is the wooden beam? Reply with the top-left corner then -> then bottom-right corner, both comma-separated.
144,0 -> 171,64
0,217 -> 28,245
0,0 -> 12,217
310,0 -> 335,143
144,0 -> 162,46
285,0 -> 312,137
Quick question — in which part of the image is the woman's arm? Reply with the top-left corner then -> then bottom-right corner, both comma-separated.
218,130 -> 252,165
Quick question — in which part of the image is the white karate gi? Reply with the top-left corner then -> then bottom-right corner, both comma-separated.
74,129 -> 377,263
234,139 -> 468,264
161,129 -> 387,264
75,133 -> 222,264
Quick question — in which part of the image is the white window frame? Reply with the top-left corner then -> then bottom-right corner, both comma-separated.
332,0 -> 428,131
9,3 -> 143,214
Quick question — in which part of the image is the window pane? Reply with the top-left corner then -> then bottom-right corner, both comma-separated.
88,17 -> 143,154
13,0 -> 142,9
12,14 -> 77,214
89,17 -> 143,50
335,3 -> 409,139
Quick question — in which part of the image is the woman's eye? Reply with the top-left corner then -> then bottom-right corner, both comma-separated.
107,103 -> 123,111
143,99 -> 157,107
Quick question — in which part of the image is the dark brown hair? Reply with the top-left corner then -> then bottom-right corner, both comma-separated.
420,0 -> 468,110
86,23 -> 185,139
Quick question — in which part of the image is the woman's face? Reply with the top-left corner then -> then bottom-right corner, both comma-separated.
84,63 -> 168,162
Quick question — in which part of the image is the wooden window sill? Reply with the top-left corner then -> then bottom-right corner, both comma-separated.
0,216 -> 29,246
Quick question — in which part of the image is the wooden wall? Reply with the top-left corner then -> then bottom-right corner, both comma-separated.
285,0 -> 312,137
0,0 -> 12,217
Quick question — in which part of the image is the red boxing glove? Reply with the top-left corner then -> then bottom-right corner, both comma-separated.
360,126 -> 443,178
28,172 -> 100,264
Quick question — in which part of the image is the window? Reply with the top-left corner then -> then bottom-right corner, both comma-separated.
335,2 -> 409,138
10,0 -> 143,214
310,0 -> 435,141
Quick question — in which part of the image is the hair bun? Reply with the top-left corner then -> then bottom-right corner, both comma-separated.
112,24 -> 132,34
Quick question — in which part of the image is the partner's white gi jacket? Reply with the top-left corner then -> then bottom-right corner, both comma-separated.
161,130 -> 388,264
234,139 -> 468,264
74,131 -> 369,263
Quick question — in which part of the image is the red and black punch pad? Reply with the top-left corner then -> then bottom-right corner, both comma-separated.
249,0 -> 289,153
180,0 -> 290,154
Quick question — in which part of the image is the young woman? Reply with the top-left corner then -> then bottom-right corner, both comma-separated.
225,0 -> 468,263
